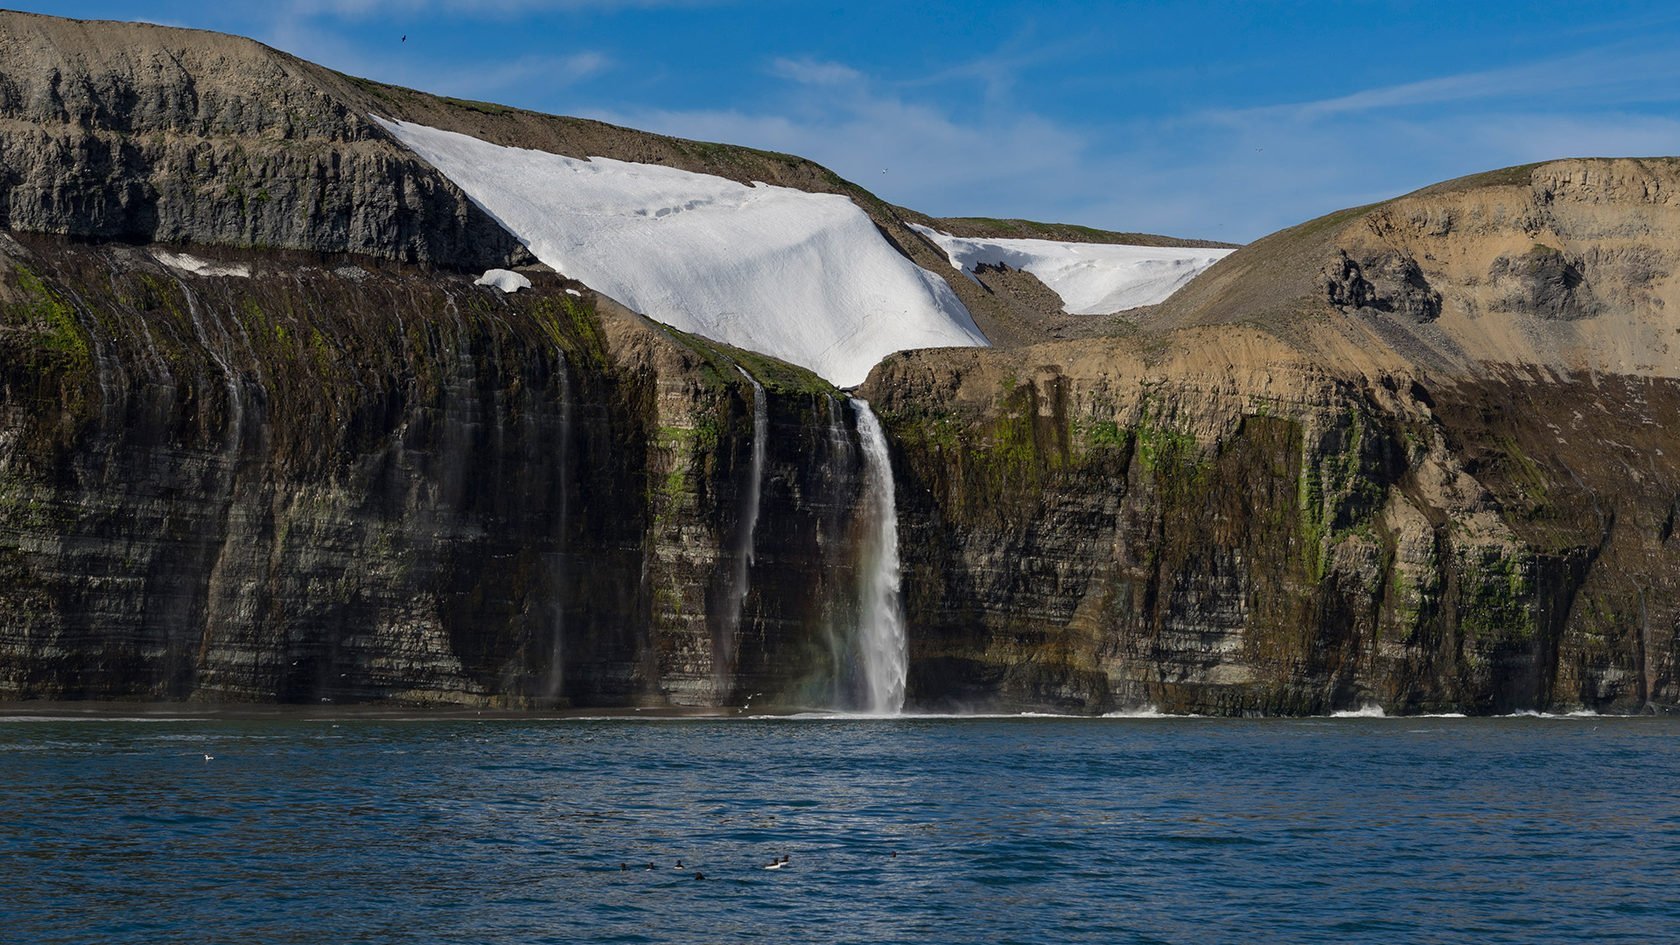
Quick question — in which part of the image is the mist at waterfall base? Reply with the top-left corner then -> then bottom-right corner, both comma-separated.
7,715 -> 1676,944
717,393 -> 907,715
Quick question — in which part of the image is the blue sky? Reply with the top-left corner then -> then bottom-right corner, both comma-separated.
17,1 -> 1680,241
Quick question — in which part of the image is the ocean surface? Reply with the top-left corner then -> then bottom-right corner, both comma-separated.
3,711 -> 1677,944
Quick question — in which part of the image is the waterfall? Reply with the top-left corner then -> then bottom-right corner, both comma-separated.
545,353 -> 573,705
737,367 -> 768,570
716,367 -> 767,693
850,398 -> 907,715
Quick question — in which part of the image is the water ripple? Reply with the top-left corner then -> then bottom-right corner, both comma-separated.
2,716 -> 1677,944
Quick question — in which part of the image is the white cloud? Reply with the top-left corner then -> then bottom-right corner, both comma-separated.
1211,44 -> 1680,123
767,57 -> 863,87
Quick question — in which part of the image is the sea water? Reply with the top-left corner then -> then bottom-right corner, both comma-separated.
3,714 -> 1677,944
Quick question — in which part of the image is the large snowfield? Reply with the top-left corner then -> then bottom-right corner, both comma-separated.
378,118 -> 1229,384
909,224 -> 1232,315
376,117 -> 988,386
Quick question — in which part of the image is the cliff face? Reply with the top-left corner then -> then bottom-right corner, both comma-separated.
0,232 -> 890,707
0,12 -> 911,708
2,11 -> 1676,715
0,14 -> 527,271
861,159 -> 1680,715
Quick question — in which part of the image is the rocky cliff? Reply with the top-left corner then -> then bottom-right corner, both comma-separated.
862,159 -> 1680,714
2,11 -> 1676,714
0,12 -> 919,709
0,228 -> 906,707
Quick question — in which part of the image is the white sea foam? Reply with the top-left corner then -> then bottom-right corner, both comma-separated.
1102,706 -> 1179,719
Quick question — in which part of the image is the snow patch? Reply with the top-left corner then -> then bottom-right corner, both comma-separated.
374,117 -> 988,386
475,268 -> 532,293
910,224 -> 1231,315
153,251 -> 250,279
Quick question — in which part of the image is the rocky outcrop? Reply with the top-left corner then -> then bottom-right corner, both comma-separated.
1487,244 -> 1599,321
1322,249 -> 1442,323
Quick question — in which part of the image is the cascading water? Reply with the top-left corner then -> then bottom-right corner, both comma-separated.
737,367 -> 768,571
716,367 -> 767,693
849,398 -> 907,715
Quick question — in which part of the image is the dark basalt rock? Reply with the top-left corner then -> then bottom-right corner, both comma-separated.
1489,244 -> 1600,321
0,234 -> 876,708
1322,249 -> 1443,323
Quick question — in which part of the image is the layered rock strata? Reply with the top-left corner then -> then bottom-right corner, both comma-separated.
2,11 -> 1676,714
862,159 -> 1680,715
0,233 -> 888,707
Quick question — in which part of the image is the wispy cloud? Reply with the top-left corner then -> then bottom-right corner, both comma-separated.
767,57 -> 862,87
1212,44 -> 1680,123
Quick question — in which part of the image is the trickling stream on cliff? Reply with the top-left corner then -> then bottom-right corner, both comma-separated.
851,399 -> 907,714
716,368 -> 767,692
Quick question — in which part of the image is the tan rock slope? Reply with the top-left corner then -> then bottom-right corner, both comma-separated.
861,159 -> 1680,714
1146,159 -> 1680,379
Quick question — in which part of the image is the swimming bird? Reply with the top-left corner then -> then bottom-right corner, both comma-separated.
645,862 -> 655,871
763,860 -> 783,870
693,872 -> 704,880
674,860 -> 685,870
620,863 -> 628,872
203,753 -> 214,762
